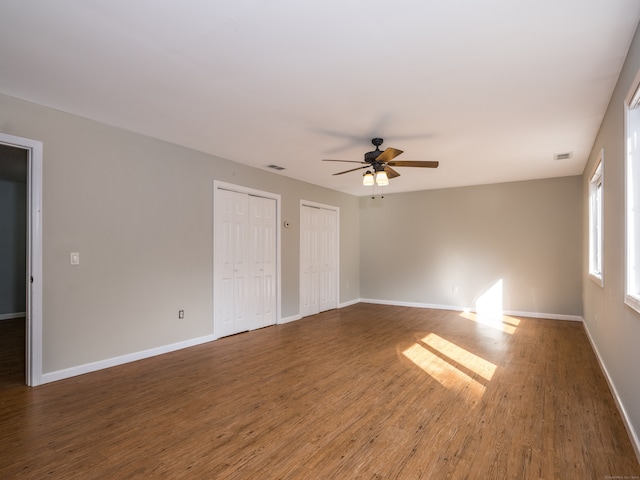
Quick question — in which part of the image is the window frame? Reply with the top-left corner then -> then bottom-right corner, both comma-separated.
624,70 -> 640,313
588,150 -> 604,287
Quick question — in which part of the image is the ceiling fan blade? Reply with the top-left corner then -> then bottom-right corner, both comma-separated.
333,165 -> 368,176
386,160 -> 439,168
323,159 -> 367,164
384,166 -> 401,178
376,147 -> 403,163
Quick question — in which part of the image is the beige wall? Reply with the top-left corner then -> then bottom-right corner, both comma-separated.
582,25 -> 640,452
360,176 -> 582,316
0,93 -> 360,373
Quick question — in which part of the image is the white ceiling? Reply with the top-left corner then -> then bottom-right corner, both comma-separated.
1,1 -> 639,196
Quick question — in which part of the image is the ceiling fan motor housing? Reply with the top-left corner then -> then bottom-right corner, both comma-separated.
364,150 -> 382,162
364,137 -> 384,162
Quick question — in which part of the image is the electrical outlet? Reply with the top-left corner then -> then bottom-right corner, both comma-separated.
178,310 -> 184,319
452,285 -> 459,294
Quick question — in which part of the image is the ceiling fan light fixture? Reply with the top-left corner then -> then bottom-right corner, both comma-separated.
324,138 -> 439,188
363,170 -> 374,186
375,170 -> 389,186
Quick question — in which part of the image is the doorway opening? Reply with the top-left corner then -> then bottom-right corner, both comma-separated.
0,133 -> 43,386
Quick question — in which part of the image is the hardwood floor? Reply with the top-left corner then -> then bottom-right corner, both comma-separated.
1,304 -> 639,479
0,316 -> 25,388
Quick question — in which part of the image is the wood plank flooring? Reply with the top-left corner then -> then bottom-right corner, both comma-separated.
1,304 -> 639,479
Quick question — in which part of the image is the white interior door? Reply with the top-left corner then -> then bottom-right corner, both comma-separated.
318,208 -> 337,312
214,184 -> 279,338
300,203 -> 338,318
215,189 -> 248,337
300,205 -> 319,317
248,195 -> 276,330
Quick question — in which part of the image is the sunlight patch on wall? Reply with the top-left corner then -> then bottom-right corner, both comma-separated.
458,279 -> 519,334
475,278 -> 503,320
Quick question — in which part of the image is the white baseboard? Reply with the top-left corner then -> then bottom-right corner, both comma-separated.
359,298 -> 583,322
360,298 -> 465,312
582,322 -> 640,463
500,310 -> 583,322
0,312 -> 26,321
41,334 -> 216,385
279,314 -> 302,324
339,298 -> 360,308
280,298 -> 359,324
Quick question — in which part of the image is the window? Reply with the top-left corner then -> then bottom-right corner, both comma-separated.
589,151 -> 603,286
625,73 -> 640,312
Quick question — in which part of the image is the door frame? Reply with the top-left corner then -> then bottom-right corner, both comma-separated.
299,200 -> 339,317
0,133 -> 43,386
213,180 -> 281,337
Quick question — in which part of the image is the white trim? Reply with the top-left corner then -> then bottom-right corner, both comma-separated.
359,298 -> 583,321
42,335 -> 216,384
361,298 -> 464,312
625,68 -> 640,108
300,199 -> 339,211
624,71 -> 640,315
281,299 -> 358,324
0,133 -> 43,387
213,180 -> 282,333
0,312 -> 26,321
588,272 -> 604,287
625,293 -> 640,314
338,298 -> 360,308
279,314 -> 302,324
582,321 -> 640,463
588,150 -> 604,286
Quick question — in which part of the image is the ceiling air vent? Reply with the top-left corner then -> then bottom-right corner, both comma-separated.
554,152 -> 573,161
265,164 -> 285,171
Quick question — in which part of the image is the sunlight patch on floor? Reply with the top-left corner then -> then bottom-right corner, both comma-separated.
421,333 -> 496,381
460,310 -> 518,335
402,336 -> 492,400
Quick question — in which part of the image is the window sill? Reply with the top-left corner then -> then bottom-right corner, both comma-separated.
625,293 -> 640,315
588,272 -> 604,288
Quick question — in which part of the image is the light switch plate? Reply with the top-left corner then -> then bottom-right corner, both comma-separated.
70,252 -> 80,265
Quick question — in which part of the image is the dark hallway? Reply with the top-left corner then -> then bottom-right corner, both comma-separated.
0,316 -> 25,386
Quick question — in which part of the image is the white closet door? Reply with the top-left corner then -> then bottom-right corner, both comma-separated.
318,208 -> 337,312
232,192 -> 250,333
300,204 -> 337,318
248,195 -> 277,330
215,189 -> 247,337
300,205 -> 319,317
215,186 -> 278,338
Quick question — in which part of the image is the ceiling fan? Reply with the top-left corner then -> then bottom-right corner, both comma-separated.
323,138 -> 439,186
